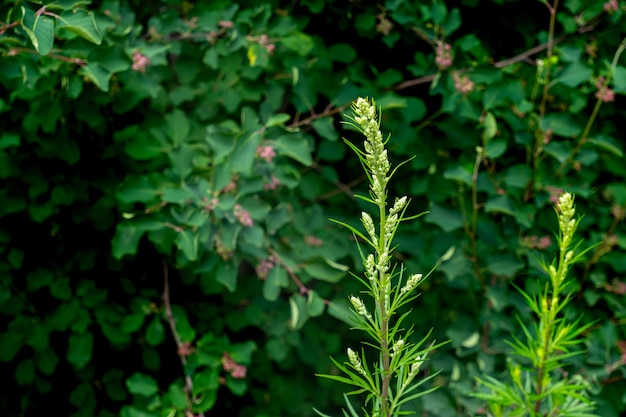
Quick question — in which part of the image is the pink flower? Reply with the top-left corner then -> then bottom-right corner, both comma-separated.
522,235 -> 551,250
435,41 -> 453,70
264,175 -> 280,191
305,235 -> 323,247
234,204 -> 253,227
257,145 -> 276,163
223,176 -> 238,193
603,0 -> 619,13
595,77 -> 615,103
131,51 -> 150,73
452,72 -> 474,95
546,186 -> 564,205
256,255 -> 275,280
221,352 -> 247,379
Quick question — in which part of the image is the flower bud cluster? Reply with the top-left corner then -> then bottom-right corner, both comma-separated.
400,273 -> 423,295
352,98 -> 390,203
557,192 -> 576,249
347,348 -> 366,376
350,295 -> 372,320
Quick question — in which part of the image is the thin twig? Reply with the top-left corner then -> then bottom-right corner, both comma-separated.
163,263 -> 204,417
268,247 -> 331,304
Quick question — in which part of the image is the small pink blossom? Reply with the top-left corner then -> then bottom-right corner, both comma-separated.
543,128 -> 553,145
305,235 -> 324,247
218,20 -> 234,28
546,186 -> 564,205
376,14 -> 393,35
234,204 -> 253,227
256,255 -> 276,280
435,41 -> 453,70
257,145 -> 276,163
603,0 -> 619,13
264,175 -> 280,191
215,238 -> 233,261
221,352 -> 247,379
523,235 -> 551,250
595,78 -> 615,103
131,51 -> 150,73
223,176 -> 238,193
611,204 -> 626,220
452,71 -> 474,95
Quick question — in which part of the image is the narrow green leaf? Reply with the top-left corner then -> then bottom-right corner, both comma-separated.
265,113 -> 291,127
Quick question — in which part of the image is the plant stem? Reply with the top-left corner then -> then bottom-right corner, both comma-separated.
378,174 -> 392,417
555,36 -> 626,176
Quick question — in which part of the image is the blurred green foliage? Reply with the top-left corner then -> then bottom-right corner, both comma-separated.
0,0 -> 625,416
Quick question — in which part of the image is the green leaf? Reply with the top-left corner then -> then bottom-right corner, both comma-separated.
303,258 -> 347,283
307,290 -> 326,317
266,338 -> 289,361
311,117 -> 339,141
126,373 -> 159,397
587,135 -> 623,157
544,141 -> 573,163
27,268 -> 53,292
81,62 -> 111,92
15,360 -> 35,385
168,384 -> 187,410
557,61 -> 592,88
0,132 -> 20,150
161,186 -> 194,204
425,203 -> 464,232
289,294 -> 309,330
111,223 -> 146,259
275,134 -> 312,166
486,253 -> 524,277
120,406 -> 160,417
116,176 -> 157,203
145,317 -> 165,346
21,5 -> 55,55
263,266 -> 288,301
504,164 -> 531,188
327,299 -> 359,327
443,165 -> 472,185
485,195 -> 515,216
613,65 -> 626,92
169,144 -> 193,179
265,113 -> 291,127
35,347 -> 59,375
217,261 -> 238,292
541,113 -> 581,137
125,134 -> 167,160
67,332 -> 93,369
166,110 -> 191,146
328,43 -> 357,63
231,132 -> 261,176
282,31 -> 314,55
57,9 -> 102,44
175,229 -> 198,262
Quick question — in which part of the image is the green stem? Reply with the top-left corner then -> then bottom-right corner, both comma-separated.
378,180 -> 391,417
555,36 -> 626,176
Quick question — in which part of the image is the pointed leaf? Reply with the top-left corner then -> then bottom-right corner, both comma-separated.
21,5 -> 55,55
57,9 -> 102,44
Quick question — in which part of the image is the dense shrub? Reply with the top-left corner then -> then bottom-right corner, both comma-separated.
1,0 -> 625,416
